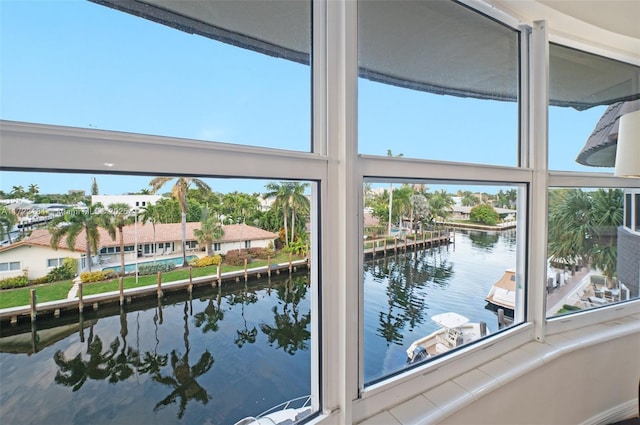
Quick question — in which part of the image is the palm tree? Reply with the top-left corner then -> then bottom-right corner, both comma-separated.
193,208 -> 224,256
10,185 -> 26,199
429,189 -> 455,223
0,205 -> 18,244
27,184 -> 39,200
386,150 -> 403,235
149,177 -> 212,267
288,182 -> 310,244
105,203 -> 133,277
460,191 -> 479,207
49,203 -> 109,273
140,204 -> 162,262
264,182 -> 294,245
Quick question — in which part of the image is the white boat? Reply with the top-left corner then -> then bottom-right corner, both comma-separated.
234,395 -> 312,425
406,312 -> 488,363
485,270 -> 516,312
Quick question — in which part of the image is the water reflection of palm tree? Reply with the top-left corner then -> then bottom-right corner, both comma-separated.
193,286 -> 225,333
53,335 -> 114,391
259,277 -> 311,355
153,301 -> 214,419
228,283 -> 259,348
467,230 -> 500,250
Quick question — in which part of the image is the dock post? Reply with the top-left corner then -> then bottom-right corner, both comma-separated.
498,309 -> 505,329
217,264 -> 221,285
30,289 -> 37,322
157,272 -> 163,298
394,238 -> 398,253
267,256 -> 271,278
289,252 -> 292,274
244,258 -> 248,282
188,267 -> 193,294
78,282 -> 84,314
119,277 -> 124,306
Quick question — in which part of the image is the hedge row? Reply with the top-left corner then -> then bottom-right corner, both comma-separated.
189,255 -> 222,268
0,274 -> 29,290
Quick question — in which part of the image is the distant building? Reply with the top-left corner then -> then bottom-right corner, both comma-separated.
92,194 -> 163,209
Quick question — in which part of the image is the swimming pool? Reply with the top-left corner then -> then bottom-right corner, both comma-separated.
103,255 -> 198,273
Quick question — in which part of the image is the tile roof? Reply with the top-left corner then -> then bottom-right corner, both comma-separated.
0,223 -> 278,253
576,99 -> 640,167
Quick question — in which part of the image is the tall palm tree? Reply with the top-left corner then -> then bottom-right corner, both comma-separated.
105,203 -> 133,277
140,204 -> 162,262
264,182 -> 294,246
0,205 -> 18,244
288,182 -> 310,244
49,203 -> 109,273
429,189 -> 455,223
149,177 -> 212,267
193,208 -> 224,256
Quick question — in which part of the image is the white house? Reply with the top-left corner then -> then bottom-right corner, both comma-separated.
91,194 -> 162,210
0,222 -> 278,280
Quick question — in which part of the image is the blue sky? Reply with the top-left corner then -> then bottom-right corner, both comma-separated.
0,0 -> 608,196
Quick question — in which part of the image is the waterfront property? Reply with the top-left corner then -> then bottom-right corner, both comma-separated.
0,223 -> 278,281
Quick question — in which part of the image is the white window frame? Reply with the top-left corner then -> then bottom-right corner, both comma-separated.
0,261 -> 21,272
1,0 -> 639,423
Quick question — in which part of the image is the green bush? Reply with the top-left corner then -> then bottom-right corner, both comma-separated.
80,270 -> 117,283
469,204 -> 500,226
225,249 -> 252,266
31,276 -> 50,285
189,255 -> 222,267
138,263 -> 176,275
46,257 -> 77,282
247,247 -> 274,260
0,274 -> 30,290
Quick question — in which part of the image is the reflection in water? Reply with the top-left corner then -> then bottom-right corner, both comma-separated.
366,250 -> 454,345
467,230 -> 500,250
260,276 -> 311,355
0,273 -> 312,425
153,302 -> 213,419
364,231 -> 517,383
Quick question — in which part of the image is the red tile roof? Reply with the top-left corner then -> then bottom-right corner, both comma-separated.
0,223 -> 278,253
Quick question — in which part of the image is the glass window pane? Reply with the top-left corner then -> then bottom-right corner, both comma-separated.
635,193 -> 640,232
549,44 -> 640,172
0,171 -> 316,424
363,181 -> 524,384
547,188 -> 639,318
358,1 -> 519,166
0,1 -> 311,151
0,263 -> 8,272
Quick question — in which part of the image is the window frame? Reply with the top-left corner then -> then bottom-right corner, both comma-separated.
1,0 -> 639,423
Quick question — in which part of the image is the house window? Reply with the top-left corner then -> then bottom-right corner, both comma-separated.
244,240 -> 251,249
214,243 -> 221,252
0,261 -> 21,272
46,258 -> 66,268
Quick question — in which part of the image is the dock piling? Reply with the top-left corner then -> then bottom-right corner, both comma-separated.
30,289 -> 36,322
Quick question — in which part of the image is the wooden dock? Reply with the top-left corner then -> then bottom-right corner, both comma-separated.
0,258 -> 309,325
364,228 -> 454,258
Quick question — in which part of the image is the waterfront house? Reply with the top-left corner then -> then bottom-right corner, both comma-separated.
0,223 -> 278,280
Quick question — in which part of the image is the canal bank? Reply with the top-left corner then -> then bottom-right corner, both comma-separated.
0,258 -> 309,325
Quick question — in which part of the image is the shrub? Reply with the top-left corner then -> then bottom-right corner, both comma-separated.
80,270 -> 117,283
138,263 -> 176,275
469,204 -> 500,226
31,276 -> 50,285
0,274 -> 29,290
247,248 -> 274,260
225,249 -> 252,267
46,257 -> 77,282
189,255 -> 222,268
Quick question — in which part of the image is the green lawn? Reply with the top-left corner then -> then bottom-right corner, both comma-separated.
0,252 -> 302,309
0,281 -> 74,309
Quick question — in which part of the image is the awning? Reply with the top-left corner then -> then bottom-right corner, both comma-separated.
91,0 -> 640,110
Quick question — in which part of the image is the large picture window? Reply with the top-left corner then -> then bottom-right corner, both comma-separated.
363,181 -> 525,384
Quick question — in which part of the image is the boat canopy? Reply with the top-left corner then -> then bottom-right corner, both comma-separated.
431,312 -> 469,329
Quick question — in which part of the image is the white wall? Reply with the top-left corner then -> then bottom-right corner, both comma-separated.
0,245 -> 82,280
442,331 -> 640,424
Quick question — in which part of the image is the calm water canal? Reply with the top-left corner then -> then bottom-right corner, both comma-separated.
0,230 -> 516,424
